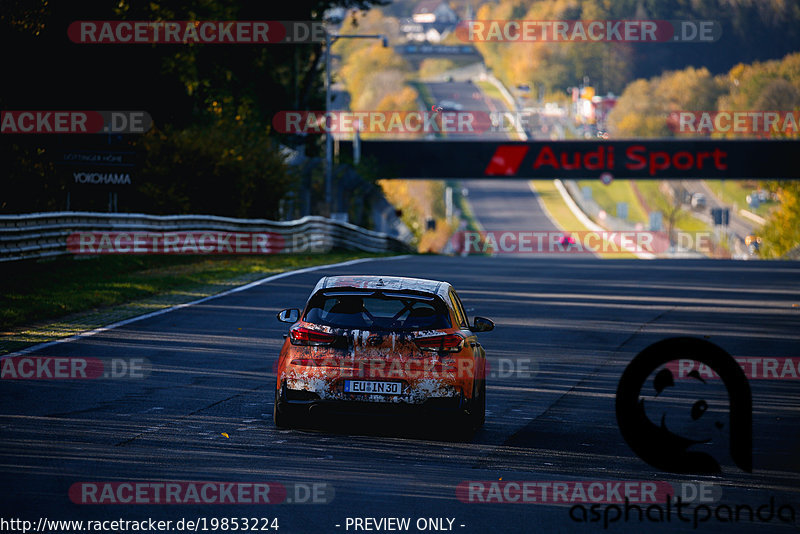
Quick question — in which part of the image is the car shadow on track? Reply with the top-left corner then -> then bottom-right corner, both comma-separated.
275,411 -> 485,443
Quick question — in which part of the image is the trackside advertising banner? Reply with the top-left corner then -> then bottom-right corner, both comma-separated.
340,140 -> 800,179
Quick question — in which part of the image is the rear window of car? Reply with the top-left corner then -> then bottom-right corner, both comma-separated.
303,290 -> 451,331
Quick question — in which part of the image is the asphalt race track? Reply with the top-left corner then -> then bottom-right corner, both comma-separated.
1,255 -> 799,533
462,179 -> 558,237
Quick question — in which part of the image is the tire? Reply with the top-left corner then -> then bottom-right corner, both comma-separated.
273,388 -> 293,428
469,378 -> 486,430
456,378 -> 485,438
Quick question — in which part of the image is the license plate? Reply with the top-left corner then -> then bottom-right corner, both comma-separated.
344,380 -> 402,395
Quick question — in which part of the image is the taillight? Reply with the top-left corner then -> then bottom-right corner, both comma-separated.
414,333 -> 464,352
289,327 -> 335,346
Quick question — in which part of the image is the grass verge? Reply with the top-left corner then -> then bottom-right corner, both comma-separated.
576,180 -> 720,246
705,179 -> 774,218
410,81 -> 434,111
475,80 -> 504,104
576,180 -> 649,225
0,252 -> 392,354
530,180 -> 636,259
635,181 -> 721,255
451,181 -> 483,234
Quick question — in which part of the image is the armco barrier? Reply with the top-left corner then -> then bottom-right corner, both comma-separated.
0,212 -> 412,262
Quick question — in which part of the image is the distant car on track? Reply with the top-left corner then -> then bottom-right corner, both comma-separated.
745,234 -> 762,255
558,235 -> 577,247
273,275 -> 494,433
437,99 -> 463,111
691,193 -> 707,209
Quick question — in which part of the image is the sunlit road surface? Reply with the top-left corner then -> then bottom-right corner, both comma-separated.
426,80 -> 512,140
1,255 -> 799,533
426,79 -> 566,258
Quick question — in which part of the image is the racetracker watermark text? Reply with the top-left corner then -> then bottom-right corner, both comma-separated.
666,357 -> 800,380
68,21 -> 326,44
457,480 -> 673,504
455,20 -> 721,42
1,111 -> 152,134
69,482 -> 333,504
66,232 -> 331,254
273,110 -> 483,135
0,357 -> 150,380
278,356 -> 537,380
669,111 -> 800,136
450,231 -> 713,255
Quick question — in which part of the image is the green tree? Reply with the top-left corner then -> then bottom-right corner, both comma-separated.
760,183 -> 800,257
0,0 -> 389,215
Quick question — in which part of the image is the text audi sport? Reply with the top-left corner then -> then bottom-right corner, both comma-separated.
273,275 -> 494,431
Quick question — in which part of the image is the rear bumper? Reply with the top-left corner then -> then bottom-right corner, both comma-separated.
276,380 -> 467,417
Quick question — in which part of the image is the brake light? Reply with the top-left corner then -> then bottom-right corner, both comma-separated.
414,333 -> 464,352
289,327 -> 335,346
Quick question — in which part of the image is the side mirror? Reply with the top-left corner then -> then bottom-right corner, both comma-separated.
277,308 -> 300,323
472,316 -> 494,332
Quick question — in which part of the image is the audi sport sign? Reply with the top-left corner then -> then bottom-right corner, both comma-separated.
341,140 -> 800,179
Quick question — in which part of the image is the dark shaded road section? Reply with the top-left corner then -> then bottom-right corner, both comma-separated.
1,255 -> 799,533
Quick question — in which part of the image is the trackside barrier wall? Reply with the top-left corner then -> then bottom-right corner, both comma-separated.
0,212 -> 412,262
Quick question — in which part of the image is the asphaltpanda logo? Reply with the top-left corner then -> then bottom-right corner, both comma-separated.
615,337 -> 752,474
569,345 -> 798,530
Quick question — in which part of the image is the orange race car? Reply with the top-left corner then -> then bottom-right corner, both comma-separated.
273,275 -> 494,432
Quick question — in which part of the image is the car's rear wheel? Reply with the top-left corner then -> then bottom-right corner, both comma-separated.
469,378 -> 486,430
454,378 -> 485,438
273,387 -> 293,428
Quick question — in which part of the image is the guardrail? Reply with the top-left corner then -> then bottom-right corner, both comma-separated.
0,212 -> 412,263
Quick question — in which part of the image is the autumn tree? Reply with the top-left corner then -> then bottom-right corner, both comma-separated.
608,67 -> 724,137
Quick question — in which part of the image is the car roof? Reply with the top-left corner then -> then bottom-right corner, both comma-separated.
313,275 -> 452,299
